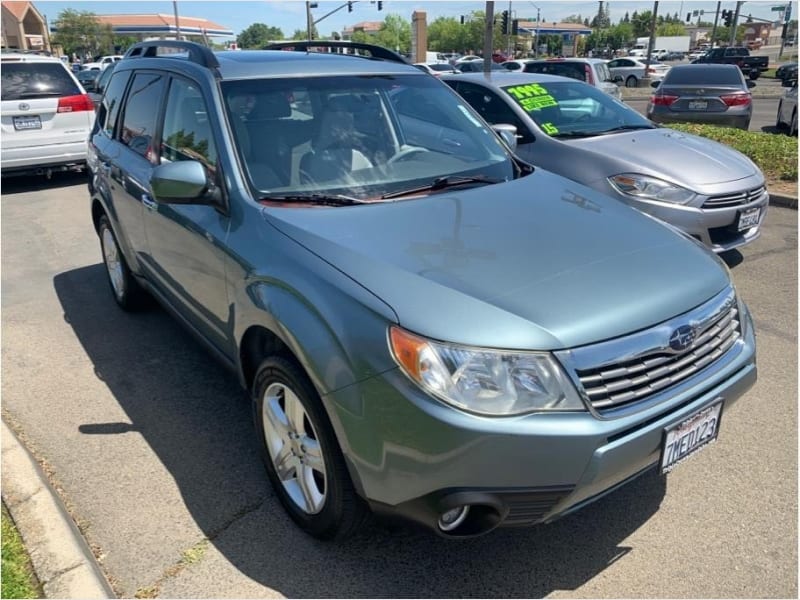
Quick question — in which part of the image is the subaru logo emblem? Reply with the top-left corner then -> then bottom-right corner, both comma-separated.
669,325 -> 696,352
18,102 -> 30,111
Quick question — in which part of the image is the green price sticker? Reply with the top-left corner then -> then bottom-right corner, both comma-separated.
519,95 -> 558,112
542,122 -> 559,135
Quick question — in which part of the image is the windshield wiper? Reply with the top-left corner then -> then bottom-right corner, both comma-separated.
381,175 -> 501,200
550,131 -> 599,139
259,193 -> 368,207
595,124 -> 657,135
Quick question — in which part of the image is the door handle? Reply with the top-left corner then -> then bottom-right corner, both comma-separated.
142,194 -> 158,210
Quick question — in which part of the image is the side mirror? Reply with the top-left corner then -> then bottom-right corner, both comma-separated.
746,79 -> 756,89
782,77 -> 797,87
650,80 -> 660,88
614,75 -> 624,84
491,124 -> 518,151
150,161 -> 210,204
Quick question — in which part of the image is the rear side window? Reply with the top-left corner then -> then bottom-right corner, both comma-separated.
665,68 -> 742,85
1,62 -> 80,100
99,70 -> 131,137
120,73 -> 166,160
524,62 -> 587,82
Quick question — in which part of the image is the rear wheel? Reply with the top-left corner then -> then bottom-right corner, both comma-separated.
776,101 -> 785,129
253,356 -> 368,540
749,70 -> 760,80
791,111 -> 797,137
98,215 -> 146,310
625,75 -> 638,88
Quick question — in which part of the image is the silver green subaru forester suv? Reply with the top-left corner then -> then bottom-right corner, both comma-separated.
88,41 -> 756,539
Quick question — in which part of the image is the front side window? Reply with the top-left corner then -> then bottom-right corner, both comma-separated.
221,74 -> 514,201
161,78 -> 217,178
501,80 -> 652,137
453,82 -> 535,144
120,72 -> 165,160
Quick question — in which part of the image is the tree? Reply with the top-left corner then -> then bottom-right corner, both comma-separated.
372,14 -> 411,53
631,10 -> 652,38
237,23 -> 284,48
51,9 -> 109,58
291,25 -> 317,40
623,12 -> 630,23
427,16 -> 466,52
657,22 -> 687,36
563,14 -> 585,24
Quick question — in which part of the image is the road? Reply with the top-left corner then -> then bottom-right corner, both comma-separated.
1,173 -> 797,598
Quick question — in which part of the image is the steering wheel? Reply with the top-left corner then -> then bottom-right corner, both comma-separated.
387,145 -> 430,164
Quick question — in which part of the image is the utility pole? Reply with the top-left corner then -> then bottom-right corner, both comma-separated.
173,0 -> 181,40
710,1 -> 721,48
484,1 -> 495,74
306,1 -> 314,40
729,0 -> 743,46
507,0 -> 513,57
641,0 -> 658,87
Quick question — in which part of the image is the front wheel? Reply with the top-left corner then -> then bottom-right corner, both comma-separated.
253,356 -> 368,540
749,70 -> 760,80
625,75 -> 638,88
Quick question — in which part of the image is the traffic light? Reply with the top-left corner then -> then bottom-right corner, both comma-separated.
460,15 -> 465,25
347,1 -> 353,12
686,13 -> 691,22
501,10 -> 510,35
511,19 -> 519,35
377,1 -> 382,9
722,9 -> 732,27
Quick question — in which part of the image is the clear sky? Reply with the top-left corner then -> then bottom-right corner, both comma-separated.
34,0 -> 795,39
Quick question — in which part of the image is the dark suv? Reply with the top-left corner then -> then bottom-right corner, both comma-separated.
88,41 -> 756,540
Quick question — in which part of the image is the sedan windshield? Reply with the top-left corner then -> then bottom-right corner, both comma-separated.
501,80 -> 654,137
221,74 -> 515,201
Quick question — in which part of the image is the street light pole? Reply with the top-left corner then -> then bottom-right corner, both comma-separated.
729,0 -> 742,46
173,0 -> 181,40
530,2 -> 540,57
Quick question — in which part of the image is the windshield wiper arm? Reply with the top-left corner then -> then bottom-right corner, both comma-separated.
550,131 -> 599,139
595,124 -> 656,135
381,175 -> 500,200
259,193 -> 368,207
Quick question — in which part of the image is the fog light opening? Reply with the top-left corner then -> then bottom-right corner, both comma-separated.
438,505 -> 470,532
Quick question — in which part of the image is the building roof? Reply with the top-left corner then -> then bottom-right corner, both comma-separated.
2,1 -> 34,21
49,13 -> 233,37
342,21 -> 383,34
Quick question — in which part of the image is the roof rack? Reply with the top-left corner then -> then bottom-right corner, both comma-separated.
264,41 -> 408,65
124,40 -> 220,73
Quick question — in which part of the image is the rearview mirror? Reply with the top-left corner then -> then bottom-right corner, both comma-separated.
650,80 -> 660,88
491,124 -> 518,151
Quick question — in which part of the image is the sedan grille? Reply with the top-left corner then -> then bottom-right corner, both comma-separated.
572,291 -> 741,410
703,186 -> 766,209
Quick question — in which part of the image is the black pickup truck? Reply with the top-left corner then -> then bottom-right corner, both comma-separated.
691,47 -> 770,79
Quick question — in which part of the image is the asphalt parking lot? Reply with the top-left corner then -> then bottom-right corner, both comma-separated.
1,172 -> 797,598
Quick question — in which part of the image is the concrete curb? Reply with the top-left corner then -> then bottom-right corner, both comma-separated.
1,421 -> 115,599
768,191 -> 798,209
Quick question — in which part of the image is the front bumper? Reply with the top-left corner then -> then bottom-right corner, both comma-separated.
328,309 -> 757,537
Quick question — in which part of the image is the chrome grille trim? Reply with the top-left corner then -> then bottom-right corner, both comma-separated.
555,288 -> 742,411
703,186 -> 766,209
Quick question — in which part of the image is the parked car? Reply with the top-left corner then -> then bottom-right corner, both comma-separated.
648,64 -> 755,130
81,54 -> 124,71
1,52 -> 93,177
76,68 -> 102,90
88,40 -> 757,540
691,46 -> 769,80
606,57 -> 670,87
87,62 -> 116,106
499,59 -> 533,71
455,59 -> 503,72
776,82 -> 797,136
660,50 -> 685,61
688,50 -> 706,61
413,63 -> 460,76
442,71 -> 768,253
775,62 -> 798,82
522,58 -> 621,99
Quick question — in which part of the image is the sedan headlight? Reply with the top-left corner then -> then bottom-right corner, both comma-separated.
609,173 -> 696,204
389,326 -> 585,416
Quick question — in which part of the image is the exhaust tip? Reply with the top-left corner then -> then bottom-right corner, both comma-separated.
438,505 -> 470,532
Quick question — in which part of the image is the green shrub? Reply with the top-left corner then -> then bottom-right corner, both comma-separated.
665,123 -> 798,182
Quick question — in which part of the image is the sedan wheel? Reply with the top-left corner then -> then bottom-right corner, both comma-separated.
791,111 -> 797,137
625,75 -> 638,88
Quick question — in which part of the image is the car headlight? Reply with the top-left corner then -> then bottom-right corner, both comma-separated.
389,326 -> 585,416
608,173 -> 696,204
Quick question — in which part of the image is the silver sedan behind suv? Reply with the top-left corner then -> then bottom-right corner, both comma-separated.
647,63 -> 755,130
443,72 -> 767,253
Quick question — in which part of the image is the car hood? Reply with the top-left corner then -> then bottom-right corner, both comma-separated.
262,170 -> 729,351
568,128 -> 759,187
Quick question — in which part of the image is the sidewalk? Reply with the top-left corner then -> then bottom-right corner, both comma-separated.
1,421 -> 114,599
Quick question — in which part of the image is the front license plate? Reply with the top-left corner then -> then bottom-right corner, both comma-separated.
13,115 -> 42,130
660,401 -> 723,474
688,100 -> 708,110
738,207 -> 761,231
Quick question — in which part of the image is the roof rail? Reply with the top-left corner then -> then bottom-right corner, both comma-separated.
124,40 -> 220,72
264,41 -> 409,64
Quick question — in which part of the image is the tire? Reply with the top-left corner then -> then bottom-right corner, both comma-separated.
791,111 -> 797,137
749,70 -> 760,81
98,215 -> 146,310
625,75 -> 638,88
252,356 -> 368,540
776,101 -> 785,130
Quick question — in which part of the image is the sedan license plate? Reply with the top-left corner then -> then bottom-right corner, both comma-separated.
688,100 -> 708,110
660,401 -> 723,474
738,207 -> 761,231
13,115 -> 42,130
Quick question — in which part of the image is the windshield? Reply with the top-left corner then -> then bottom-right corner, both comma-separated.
221,74 -> 514,201
501,80 -> 653,137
